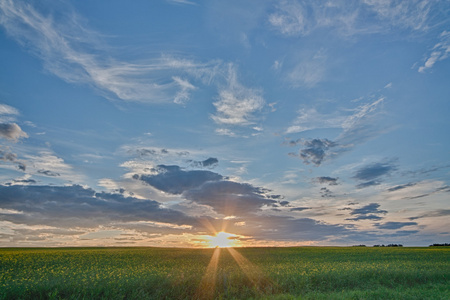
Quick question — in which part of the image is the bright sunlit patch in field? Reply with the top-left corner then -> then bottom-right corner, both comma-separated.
206,231 -> 239,248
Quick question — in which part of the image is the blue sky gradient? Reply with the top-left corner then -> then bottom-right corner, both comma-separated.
0,0 -> 449,247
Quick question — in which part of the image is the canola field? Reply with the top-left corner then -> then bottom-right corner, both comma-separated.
0,246 -> 449,299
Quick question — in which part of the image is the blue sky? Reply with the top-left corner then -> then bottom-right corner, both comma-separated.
0,0 -> 449,247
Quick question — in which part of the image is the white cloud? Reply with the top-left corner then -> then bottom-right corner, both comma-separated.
0,103 -> 20,124
269,0 -> 310,36
0,103 -> 19,116
97,178 -> 120,191
340,97 -> 384,132
286,97 -> 384,136
172,76 -> 197,104
211,65 -> 265,126
287,97 -> 385,165
0,1 -> 213,104
166,0 -> 198,5
418,31 -> 450,72
23,151 -> 84,183
215,128 -> 237,137
363,0 -> 433,32
286,108 -> 345,134
269,0 -> 440,38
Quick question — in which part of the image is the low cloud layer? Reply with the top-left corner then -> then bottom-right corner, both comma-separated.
0,185 -> 196,229
375,222 -> 418,230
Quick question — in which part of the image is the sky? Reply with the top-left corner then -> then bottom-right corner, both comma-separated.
0,0 -> 449,248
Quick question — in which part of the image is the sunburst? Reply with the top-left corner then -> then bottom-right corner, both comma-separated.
207,231 -> 237,248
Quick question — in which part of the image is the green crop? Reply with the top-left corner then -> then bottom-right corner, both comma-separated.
0,246 -> 448,299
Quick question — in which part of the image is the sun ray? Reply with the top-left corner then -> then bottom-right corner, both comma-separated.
195,247 -> 221,299
227,247 -> 275,293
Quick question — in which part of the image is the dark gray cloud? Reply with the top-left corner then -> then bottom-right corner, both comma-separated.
375,222 -> 418,230
353,162 -> 397,181
0,184 -> 196,228
184,180 -> 278,216
38,169 -> 60,177
188,157 -> 219,168
346,214 -> 384,221
320,187 -> 335,198
135,165 -> 223,194
356,180 -> 381,189
351,203 -> 387,215
387,182 -> 417,192
408,209 -> 450,220
0,123 -> 28,141
293,138 -> 337,166
132,148 -> 189,158
6,179 -> 36,185
315,176 -> 339,185
0,148 -> 26,171
403,164 -> 450,177
135,148 -> 158,157
403,186 -> 450,200
345,203 -> 387,221
290,207 -> 311,212
353,161 -> 397,188
385,230 -> 420,237
226,215 -> 352,242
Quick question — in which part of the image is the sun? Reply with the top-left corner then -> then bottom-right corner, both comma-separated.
207,231 -> 237,248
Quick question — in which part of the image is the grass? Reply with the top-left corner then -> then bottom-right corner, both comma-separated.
0,246 -> 448,299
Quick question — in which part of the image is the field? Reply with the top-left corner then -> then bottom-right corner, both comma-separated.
1,247 -> 449,299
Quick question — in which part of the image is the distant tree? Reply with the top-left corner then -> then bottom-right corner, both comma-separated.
429,243 -> 450,247
352,245 -> 366,247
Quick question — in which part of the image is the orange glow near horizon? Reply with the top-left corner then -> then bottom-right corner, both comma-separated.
206,231 -> 239,248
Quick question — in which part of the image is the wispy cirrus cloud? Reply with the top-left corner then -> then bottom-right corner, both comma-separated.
286,50 -> 328,88
363,0 -> 434,32
166,0 -> 198,6
287,97 -> 385,166
211,64 -> 265,127
286,107 -> 345,134
418,31 -> 450,72
0,104 -> 19,119
269,0 -> 440,38
22,151 -> 85,183
0,0 -> 215,104
408,209 -> 450,220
